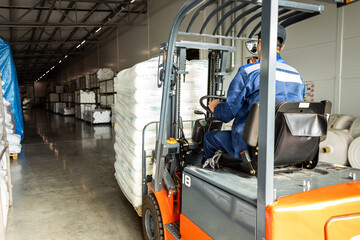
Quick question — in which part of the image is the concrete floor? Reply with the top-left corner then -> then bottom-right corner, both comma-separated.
6,109 -> 143,240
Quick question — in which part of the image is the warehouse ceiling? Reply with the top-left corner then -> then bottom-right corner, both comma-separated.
0,0 -> 147,84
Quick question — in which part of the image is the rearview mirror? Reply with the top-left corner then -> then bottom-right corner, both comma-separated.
245,40 -> 258,55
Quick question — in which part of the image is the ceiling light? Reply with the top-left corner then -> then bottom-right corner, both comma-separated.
76,44 -> 81,48
65,55 -> 68,59
59,60 -> 62,63
81,40 -> 86,45
131,0 -> 135,3
95,27 -> 102,33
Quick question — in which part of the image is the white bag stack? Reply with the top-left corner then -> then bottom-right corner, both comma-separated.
97,68 -> 114,81
60,107 -> 75,116
84,109 -> 111,124
76,90 -> 96,104
0,99 -> 21,154
113,57 -> 208,212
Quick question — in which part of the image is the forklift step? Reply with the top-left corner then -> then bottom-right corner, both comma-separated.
164,221 -> 181,239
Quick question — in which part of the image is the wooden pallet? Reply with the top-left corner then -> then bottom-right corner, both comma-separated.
10,153 -> 18,160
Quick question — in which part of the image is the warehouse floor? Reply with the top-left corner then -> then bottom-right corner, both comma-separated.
6,109 -> 143,240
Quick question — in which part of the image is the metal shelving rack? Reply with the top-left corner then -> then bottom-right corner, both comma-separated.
0,73 -> 14,240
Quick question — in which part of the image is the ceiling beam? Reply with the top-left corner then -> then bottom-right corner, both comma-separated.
0,22 -> 119,27
10,40 -> 99,45
0,5 -> 114,12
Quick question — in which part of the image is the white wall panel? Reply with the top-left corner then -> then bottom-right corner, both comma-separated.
342,37 -> 360,80
282,42 -> 336,82
284,2 -> 337,50
117,26 -> 149,70
343,1 -> 360,39
99,33 -> 119,70
340,78 -> 360,116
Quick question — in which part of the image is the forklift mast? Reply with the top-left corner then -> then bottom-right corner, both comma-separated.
150,1 -> 324,239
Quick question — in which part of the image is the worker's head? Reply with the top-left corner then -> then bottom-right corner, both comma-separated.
257,24 -> 286,59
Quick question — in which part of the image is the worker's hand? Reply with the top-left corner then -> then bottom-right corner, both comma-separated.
208,100 -> 221,112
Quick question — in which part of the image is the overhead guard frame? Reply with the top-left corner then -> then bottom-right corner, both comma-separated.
151,1 -> 324,240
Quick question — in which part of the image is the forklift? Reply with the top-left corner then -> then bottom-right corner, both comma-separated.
140,0 -> 360,239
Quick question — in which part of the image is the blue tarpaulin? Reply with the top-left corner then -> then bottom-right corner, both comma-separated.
0,37 -> 24,140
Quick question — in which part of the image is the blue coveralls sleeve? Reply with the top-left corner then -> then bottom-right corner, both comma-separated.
213,67 -> 252,123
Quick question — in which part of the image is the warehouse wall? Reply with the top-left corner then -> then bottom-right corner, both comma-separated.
56,0 -> 222,84
282,1 -> 360,116
56,0 -> 188,82
56,1 -> 360,117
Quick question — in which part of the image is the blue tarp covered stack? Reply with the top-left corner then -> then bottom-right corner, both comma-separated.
0,37 -> 24,142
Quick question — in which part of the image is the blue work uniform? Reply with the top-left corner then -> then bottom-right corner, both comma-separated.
204,53 -> 305,159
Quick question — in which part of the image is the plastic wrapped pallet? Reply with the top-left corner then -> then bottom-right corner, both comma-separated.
79,90 -> 96,103
60,107 -> 75,116
113,58 -> 208,211
84,109 -> 111,124
0,99 -> 22,154
97,68 -> 114,81
49,93 -> 59,102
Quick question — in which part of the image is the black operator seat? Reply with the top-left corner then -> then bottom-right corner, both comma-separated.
219,101 -> 332,175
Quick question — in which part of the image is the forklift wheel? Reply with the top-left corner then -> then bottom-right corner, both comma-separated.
142,194 -> 164,240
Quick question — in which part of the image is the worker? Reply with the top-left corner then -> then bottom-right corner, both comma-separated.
203,24 -> 305,162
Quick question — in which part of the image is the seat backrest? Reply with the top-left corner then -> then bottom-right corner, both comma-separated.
242,101 -> 331,168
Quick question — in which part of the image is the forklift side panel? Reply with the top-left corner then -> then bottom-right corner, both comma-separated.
182,169 -> 256,240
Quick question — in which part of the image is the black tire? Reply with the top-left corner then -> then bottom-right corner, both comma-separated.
142,194 -> 164,240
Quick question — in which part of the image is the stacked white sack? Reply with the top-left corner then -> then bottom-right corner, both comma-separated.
0,171 -> 9,228
61,107 -> 75,116
97,68 -> 114,81
328,114 -> 355,130
113,58 -> 208,210
319,129 -> 353,166
348,137 -> 360,169
349,117 -> 360,139
1,99 -> 21,154
84,109 -> 111,124
79,90 -> 96,103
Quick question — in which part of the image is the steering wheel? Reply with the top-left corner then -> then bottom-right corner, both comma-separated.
200,95 -> 226,114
